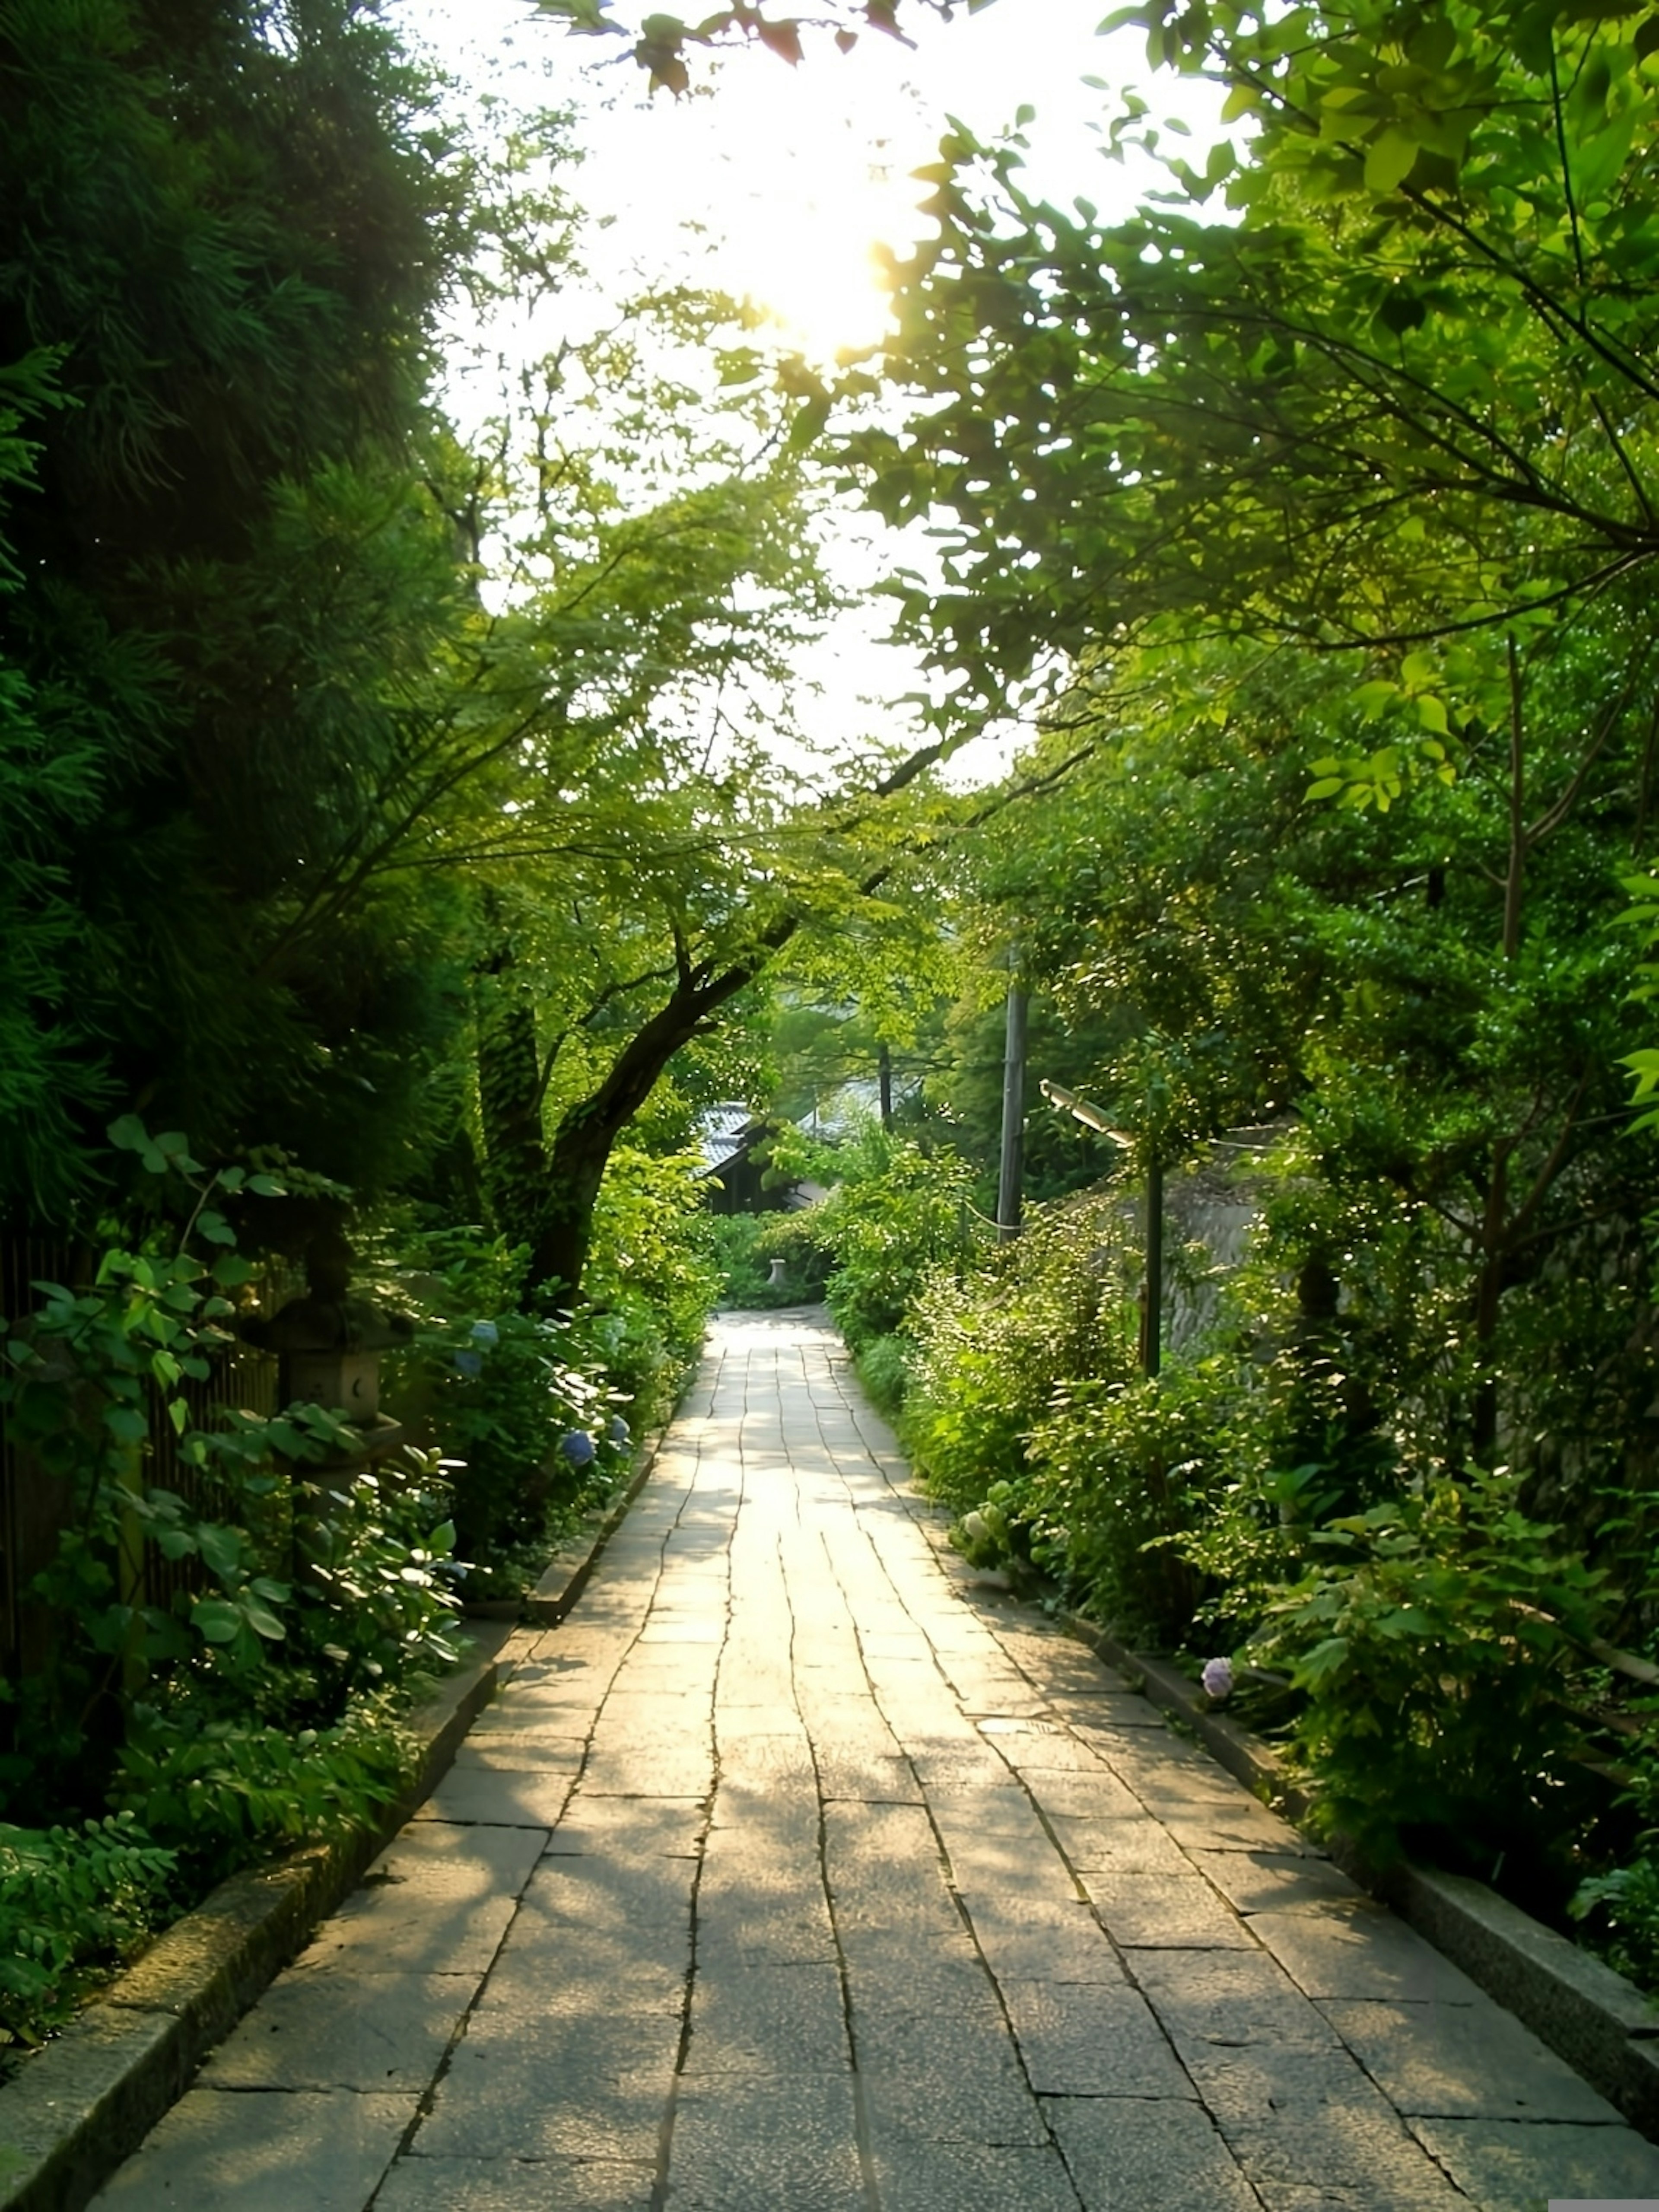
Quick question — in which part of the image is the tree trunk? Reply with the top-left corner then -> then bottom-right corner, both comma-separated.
525,948 -> 780,1303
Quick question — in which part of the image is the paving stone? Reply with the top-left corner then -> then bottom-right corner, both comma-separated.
955,1891 -> 1130,1983
467,1704 -> 596,1737
1052,1815 -> 1193,1875
547,1796 -> 706,1858
683,1961 -> 849,2077
413,1766 -> 578,1827
1019,1769 -> 1147,1821
1131,1947 -> 1343,2053
860,2053 -> 1051,2148
1403,2114 -> 1659,2208
1159,1799 -> 1322,1855
1223,2111 -> 1471,2211
1084,1871 -> 1260,1949
373,2157 -> 657,2211
198,1969 -> 473,2090
1043,2093 -> 1261,2212
1320,1997 -> 1624,2120
294,1833 -> 545,1977
694,1894 -> 840,1964
90,2089 -> 416,2209
449,1735 -> 589,1769
813,1748 -> 924,1801
1187,1848 -> 1367,1916
413,2039 -> 674,2163
944,1826 -> 1080,1892
865,2135 -> 1083,2212
666,2071 -> 864,2209
1252,1902 -> 1488,2003
1000,1977 -> 1198,2097
578,1746 -> 715,1795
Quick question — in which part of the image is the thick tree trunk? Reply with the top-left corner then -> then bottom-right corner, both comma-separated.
526,947 -> 781,1303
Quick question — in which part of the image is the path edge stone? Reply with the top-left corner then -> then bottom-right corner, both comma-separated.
1065,1613 -> 1659,2140
0,1400 -> 681,2212
0,1620 -> 519,2212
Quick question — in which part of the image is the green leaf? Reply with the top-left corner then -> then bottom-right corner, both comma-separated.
197,1524 -> 243,1580
1363,129 -> 1419,194
1293,1635 -> 1351,1686
191,1597 -> 242,1644
107,1114 -> 151,1155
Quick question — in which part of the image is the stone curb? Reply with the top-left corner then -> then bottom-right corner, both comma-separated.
0,1403 -> 675,2212
1065,1613 -> 1659,2142
0,1625 -> 508,2212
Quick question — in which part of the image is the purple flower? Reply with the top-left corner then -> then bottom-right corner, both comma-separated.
1201,1656 -> 1234,1700
559,1429 -> 597,1468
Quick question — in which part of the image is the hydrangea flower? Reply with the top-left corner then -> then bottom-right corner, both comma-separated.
559,1429 -> 597,1468
608,1414 -> 631,1448
452,1349 -> 483,1378
1201,1656 -> 1234,1700
470,1319 -> 499,1346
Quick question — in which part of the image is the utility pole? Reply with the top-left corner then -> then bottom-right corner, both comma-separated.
996,967 -> 1028,1243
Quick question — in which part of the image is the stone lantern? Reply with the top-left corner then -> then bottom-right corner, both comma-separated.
241,1231 -> 413,1456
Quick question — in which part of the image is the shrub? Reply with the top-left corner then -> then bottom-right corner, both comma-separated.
791,1117 -> 972,1350
0,1815 -> 177,2047
111,1701 -> 413,1891
903,1188 -> 1138,1514
1022,1356 -> 1258,1644
699,1210 -> 833,1308
416,1306 -> 615,1596
1252,1469 -> 1606,1871
854,1332 -> 909,1417
580,1146 -> 721,1428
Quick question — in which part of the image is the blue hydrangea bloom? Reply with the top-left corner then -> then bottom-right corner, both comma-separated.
470,1319 -> 499,1346
453,1349 -> 483,1378
560,1429 -> 597,1467
608,1414 -> 631,1448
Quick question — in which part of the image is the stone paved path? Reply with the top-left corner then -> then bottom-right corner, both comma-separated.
93,1311 -> 1659,2211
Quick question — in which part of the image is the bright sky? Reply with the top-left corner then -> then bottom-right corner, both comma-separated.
392,0 -> 1224,780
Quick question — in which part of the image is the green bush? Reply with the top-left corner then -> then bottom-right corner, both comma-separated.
580,1146 -> 721,1429
0,1124 -> 474,2036
1572,1852 -> 1659,1992
854,1332 -> 909,1417
791,1117 -> 972,1350
0,1815 -> 177,2047
416,1304 -> 616,1598
903,1189 -> 1138,1514
697,1210 -> 831,1307
1252,1469 -> 1606,1870
111,1702 -> 413,1891
1022,1357 -> 1258,1644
